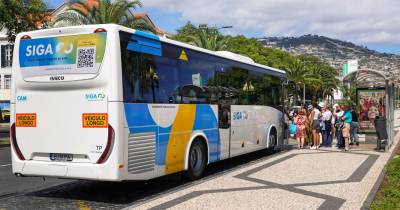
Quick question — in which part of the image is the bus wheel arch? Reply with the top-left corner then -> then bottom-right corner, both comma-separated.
184,133 -> 209,170
183,133 -> 209,180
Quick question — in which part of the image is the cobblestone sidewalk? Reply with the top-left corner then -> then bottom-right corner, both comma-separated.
129,111 -> 400,210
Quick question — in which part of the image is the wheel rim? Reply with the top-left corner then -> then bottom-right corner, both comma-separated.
190,144 -> 203,173
270,133 -> 276,146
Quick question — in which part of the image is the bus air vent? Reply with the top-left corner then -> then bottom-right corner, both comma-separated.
127,132 -> 156,174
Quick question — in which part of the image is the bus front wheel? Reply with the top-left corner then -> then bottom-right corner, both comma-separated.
184,140 -> 207,180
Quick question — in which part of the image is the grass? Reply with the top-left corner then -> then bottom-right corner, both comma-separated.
370,146 -> 400,210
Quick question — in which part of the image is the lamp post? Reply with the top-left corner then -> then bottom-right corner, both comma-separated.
199,24 -> 233,31
217,26 -> 233,30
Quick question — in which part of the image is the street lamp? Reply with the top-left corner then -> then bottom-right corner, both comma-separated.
217,26 -> 233,30
198,24 -> 233,31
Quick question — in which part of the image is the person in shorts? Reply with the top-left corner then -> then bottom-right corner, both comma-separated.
341,105 -> 352,151
308,103 -> 320,149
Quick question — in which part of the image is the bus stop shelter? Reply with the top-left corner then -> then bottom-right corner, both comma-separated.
343,69 -> 396,151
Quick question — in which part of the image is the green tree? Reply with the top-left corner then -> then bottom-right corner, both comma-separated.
0,0 -> 49,42
53,0 -> 155,33
172,22 -> 341,103
172,21 -> 198,43
188,27 -> 226,51
285,59 -> 308,104
172,23 -> 227,51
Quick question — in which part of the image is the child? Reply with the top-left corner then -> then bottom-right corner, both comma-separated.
294,109 -> 307,149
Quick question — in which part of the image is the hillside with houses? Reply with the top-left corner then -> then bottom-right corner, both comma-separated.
259,35 -> 400,78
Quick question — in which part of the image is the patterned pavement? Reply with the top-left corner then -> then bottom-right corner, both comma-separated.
130,111 -> 400,210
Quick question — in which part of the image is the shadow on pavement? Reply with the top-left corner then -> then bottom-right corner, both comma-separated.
23,148 -> 284,207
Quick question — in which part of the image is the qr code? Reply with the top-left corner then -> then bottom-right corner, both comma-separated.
77,48 -> 95,68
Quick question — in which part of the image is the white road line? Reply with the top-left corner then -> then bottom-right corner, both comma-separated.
0,164 -> 11,168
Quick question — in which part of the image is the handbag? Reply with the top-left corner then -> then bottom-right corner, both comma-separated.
335,121 -> 344,129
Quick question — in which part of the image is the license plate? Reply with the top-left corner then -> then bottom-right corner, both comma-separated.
49,153 -> 73,162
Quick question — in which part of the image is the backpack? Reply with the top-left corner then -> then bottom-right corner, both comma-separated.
289,122 -> 297,135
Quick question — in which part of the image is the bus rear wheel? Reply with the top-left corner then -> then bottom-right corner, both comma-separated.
184,140 -> 207,180
267,129 -> 277,154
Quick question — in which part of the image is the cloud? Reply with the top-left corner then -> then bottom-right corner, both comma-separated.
143,0 -> 400,46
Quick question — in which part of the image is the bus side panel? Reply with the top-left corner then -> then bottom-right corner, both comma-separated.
123,103 -> 220,179
229,105 -> 281,157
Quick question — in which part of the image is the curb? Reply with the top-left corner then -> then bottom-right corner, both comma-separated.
361,132 -> 400,209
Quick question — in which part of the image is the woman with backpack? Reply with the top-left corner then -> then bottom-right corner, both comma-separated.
294,109 -> 307,149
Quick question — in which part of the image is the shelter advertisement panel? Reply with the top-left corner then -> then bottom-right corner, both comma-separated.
357,88 -> 386,133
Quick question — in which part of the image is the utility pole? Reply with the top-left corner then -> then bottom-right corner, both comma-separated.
303,83 -> 306,105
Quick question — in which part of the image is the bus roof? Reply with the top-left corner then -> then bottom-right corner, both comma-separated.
18,24 -> 287,78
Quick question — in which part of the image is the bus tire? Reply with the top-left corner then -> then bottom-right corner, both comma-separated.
267,128 -> 277,154
184,140 -> 207,181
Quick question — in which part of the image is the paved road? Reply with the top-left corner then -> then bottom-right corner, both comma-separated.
0,110 -> 398,209
0,146 -> 280,209
0,147 -> 71,200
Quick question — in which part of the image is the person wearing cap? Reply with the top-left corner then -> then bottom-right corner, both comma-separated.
320,103 -> 333,147
308,102 -> 321,149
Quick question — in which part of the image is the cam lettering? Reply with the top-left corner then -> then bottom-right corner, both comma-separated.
17,96 -> 27,101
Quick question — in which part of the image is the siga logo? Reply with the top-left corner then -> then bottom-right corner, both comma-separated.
85,93 -> 106,101
25,42 -> 74,57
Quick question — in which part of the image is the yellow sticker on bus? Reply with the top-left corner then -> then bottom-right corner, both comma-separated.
82,113 -> 108,128
16,113 -> 37,127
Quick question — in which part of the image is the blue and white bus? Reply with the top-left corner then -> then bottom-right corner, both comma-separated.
11,24 -> 286,181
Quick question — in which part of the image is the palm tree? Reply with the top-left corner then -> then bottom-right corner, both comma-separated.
187,27 -> 226,51
285,59 -> 307,105
285,59 -> 325,105
53,0 -> 155,33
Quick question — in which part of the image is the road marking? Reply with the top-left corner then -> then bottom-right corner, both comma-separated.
76,200 -> 90,210
0,164 -> 11,168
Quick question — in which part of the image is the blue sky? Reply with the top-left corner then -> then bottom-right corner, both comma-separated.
45,0 -> 400,55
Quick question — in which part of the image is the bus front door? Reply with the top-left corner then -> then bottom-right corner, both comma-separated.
218,104 -> 231,160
